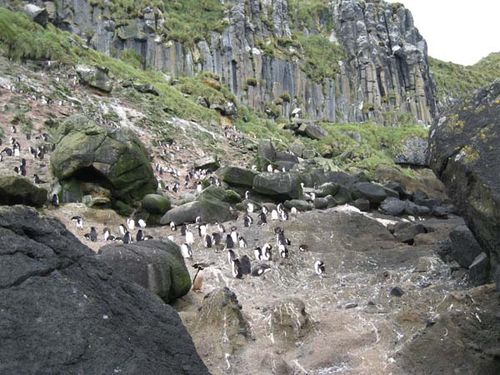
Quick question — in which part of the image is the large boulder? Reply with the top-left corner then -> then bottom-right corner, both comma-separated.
22,3 -> 48,26
394,136 -> 429,166
0,175 -> 47,207
352,182 -> 387,204
0,205 -> 209,374
76,65 -> 113,93
160,186 -> 238,224
429,81 -> 500,287
51,115 -> 157,210
142,193 -> 171,215
218,166 -> 257,188
297,123 -> 328,140
267,298 -> 311,347
449,225 -> 485,269
97,240 -> 191,303
253,172 -> 303,200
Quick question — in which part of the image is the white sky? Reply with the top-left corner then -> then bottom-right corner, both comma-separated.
387,0 -> 500,65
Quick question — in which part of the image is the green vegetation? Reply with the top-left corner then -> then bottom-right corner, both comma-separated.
175,73 -> 236,106
288,0 -> 333,32
430,53 -> 500,105
119,49 -> 144,69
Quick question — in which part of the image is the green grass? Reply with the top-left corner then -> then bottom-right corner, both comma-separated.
288,0 -> 333,32
430,53 -> 500,105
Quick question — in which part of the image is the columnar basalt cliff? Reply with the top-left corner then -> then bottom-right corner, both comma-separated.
5,0 -> 437,123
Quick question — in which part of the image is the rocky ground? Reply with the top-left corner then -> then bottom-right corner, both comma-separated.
1,57 -> 499,375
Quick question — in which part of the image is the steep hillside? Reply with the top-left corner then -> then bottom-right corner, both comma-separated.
430,52 -> 500,110
0,0 -> 437,124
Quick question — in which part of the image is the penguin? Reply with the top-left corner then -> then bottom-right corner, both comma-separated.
231,258 -> 243,279
180,224 -> 187,236
138,219 -> 147,229
103,227 -> 115,241
185,229 -> 194,245
279,243 -> 288,258
277,203 -> 284,214
136,229 -> 144,242
267,164 -> 273,173
167,235 -> 175,242
291,207 -> 298,216
19,164 -> 26,177
238,236 -> 248,248
203,234 -> 213,248
280,210 -> 289,221
181,243 -> 193,259
71,216 -> 84,229
195,216 -> 202,224
87,227 -> 98,242
225,234 -> 235,249
251,264 -> 271,276
198,224 -> 207,238
196,182 -> 203,193
254,247 -> 263,261
119,224 -> 127,236
262,243 -> 273,261
192,264 -> 206,293
243,214 -> 253,227
245,191 -> 250,200
314,260 -> 325,276
33,174 -> 45,184
227,249 -> 237,264
2,147 -> 13,156
51,193 -> 59,207
240,255 -> 252,275
127,218 -> 135,231
212,232 -> 222,245
170,221 -> 177,231
299,244 -> 309,252
246,202 -> 254,213
257,212 -> 267,226
216,222 -> 225,233
230,227 -> 238,245
271,209 -> 279,221
123,231 -> 132,244
262,206 -> 269,215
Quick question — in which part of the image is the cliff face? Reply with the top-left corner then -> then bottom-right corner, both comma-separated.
8,0 -> 436,123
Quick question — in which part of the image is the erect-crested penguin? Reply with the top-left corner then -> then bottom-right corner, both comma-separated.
290,207 -> 298,216
216,222 -> 225,233
212,232 -> 222,245
246,202 -> 254,213
87,227 -> 98,242
231,258 -> 243,279
314,260 -> 325,275
138,219 -> 147,229
170,221 -> 177,231
251,264 -> 271,276
119,224 -> 127,236
279,243 -> 288,258
257,212 -> 267,225
239,255 -> 252,275
103,227 -> 115,241
243,214 -> 253,227
51,193 -> 59,207
203,234 -> 213,248
254,247 -> 263,261
271,209 -> 279,220
123,231 -> 132,244
262,206 -> 269,215
192,263 -> 208,292
198,224 -> 207,238
136,229 -> 144,242
227,248 -> 237,264
181,243 -> 193,259
230,227 -> 238,244
127,218 -> 135,231
238,236 -> 248,248
245,190 -> 250,200
262,243 -> 272,261
71,216 -> 84,229
33,174 -> 45,184
299,244 -> 309,252
180,224 -> 187,236
185,228 -> 194,245
225,234 -> 235,249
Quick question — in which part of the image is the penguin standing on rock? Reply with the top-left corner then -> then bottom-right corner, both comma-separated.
185,228 -> 194,245
239,255 -> 252,275
170,221 -> 177,231
51,193 -> 59,207
238,236 -> 248,248
119,224 -> 127,236
71,216 -> 84,229
225,234 -> 235,249
227,249 -> 237,264
279,243 -> 288,258
138,219 -> 147,229
192,263 -> 208,292
231,258 -> 243,279
203,234 -> 213,248
262,243 -> 273,261
123,231 -> 132,244
84,227 -> 97,242
243,214 -> 253,227
136,229 -> 144,242
181,243 -> 193,259
257,212 -> 267,226
254,247 -> 263,261
127,218 -> 135,231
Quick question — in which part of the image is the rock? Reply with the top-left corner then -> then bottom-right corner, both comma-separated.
394,136 -> 429,166
194,156 -> 220,171
316,182 -> 340,197
352,182 -> 387,204
404,201 -> 431,216
289,141 -> 305,157
192,288 -> 250,357
76,65 -> 113,93
142,194 -> 171,215
392,222 -> 427,244
380,197 -> 407,216
97,240 -> 191,303
0,175 -> 47,207
314,197 -> 329,209
133,83 -> 159,96
253,172 -> 302,200
257,139 -> 276,170
82,194 -> 110,208
449,225 -> 484,268
160,187 -> 238,224
345,302 -> 358,309
384,181 -> 411,200
390,287 -> 405,297
268,298 -> 311,346
51,115 -> 157,208
218,166 -> 257,188
329,186 -> 353,206
23,4 -> 48,26
352,198 -> 370,212
260,354 -> 294,375
429,81 -> 500,288
297,123 -> 328,140
468,253 -> 490,286
284,199 -> 312,211
0,206 -> 208,374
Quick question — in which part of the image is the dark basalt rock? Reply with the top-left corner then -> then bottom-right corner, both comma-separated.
0,205 -> 209,374
0,175 -> 47,207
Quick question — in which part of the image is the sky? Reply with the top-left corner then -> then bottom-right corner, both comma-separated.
387,0 -> 500,66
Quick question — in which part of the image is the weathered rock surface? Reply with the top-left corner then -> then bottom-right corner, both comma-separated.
142,193 -> 171,215
218,166 -> 257,188
0,205 -> 209,374
76,65 -> 113,93
51,115 -> 157,209
394,136 -> 429,166
449,225 -> 485,269
97,240 -> 191,303
429,80 -> 500,287
0,175 -> 47,207
253,172 -> 302,200
268,298 -> 311,347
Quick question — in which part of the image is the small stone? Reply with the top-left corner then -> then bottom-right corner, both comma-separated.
390,287 -> 404,297
345,302 -> 358,309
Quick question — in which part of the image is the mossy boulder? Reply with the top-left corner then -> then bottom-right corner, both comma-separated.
97,240 -> 191,303
218,166 -> 257,188
429,81 -> 500,287
51,115 -> 157,209
142,194 -> 171,215
0,176 -> 47,207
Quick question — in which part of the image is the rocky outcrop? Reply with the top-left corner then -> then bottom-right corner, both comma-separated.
13,0 -> 436,123
0,205 -> 209,374
0,175 -> 47,207
429,81 -> 500,288
97,240 -> 191,303
50,115 -> 157,211
253,172 -> 303,200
